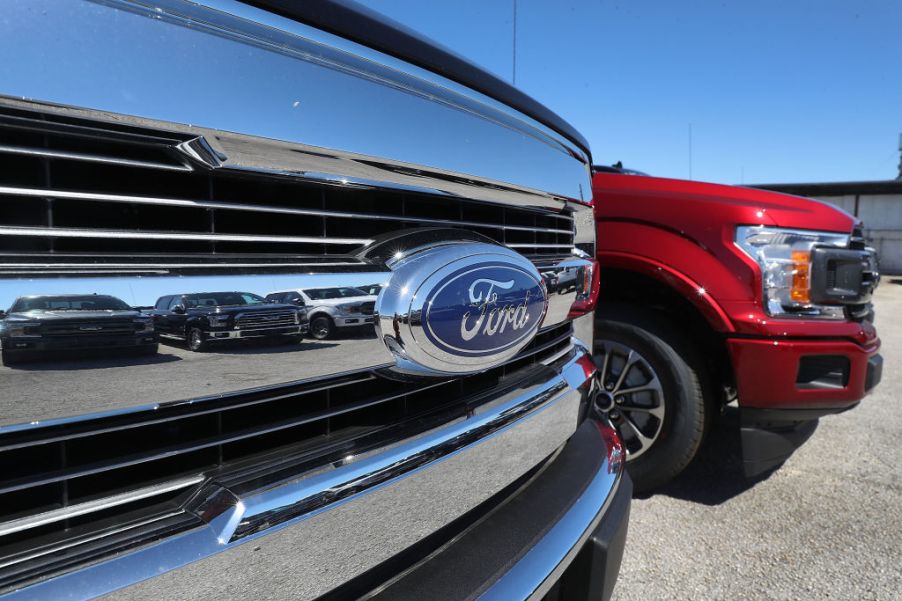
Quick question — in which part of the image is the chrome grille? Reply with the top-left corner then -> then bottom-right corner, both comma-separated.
0,108 -> 575,272
39,320 -> 137,337
235,310 -> 298,330
0,323 -> 573,591
360,301 -> 376,316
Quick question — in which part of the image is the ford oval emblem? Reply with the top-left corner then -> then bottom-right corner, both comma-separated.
423,264 -> 544,357
376,242 -> 547,376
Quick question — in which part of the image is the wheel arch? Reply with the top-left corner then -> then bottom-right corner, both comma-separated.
596,257 -> 736,401
307,311 -> 335,323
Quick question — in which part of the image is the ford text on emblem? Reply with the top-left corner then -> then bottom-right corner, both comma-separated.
423,266 -> 544,357
376,242 -> 547,376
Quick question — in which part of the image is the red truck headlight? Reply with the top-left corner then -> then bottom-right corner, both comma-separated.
735,226 -> 848,319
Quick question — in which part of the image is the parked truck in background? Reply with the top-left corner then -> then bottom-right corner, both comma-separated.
592,165 -> 882,490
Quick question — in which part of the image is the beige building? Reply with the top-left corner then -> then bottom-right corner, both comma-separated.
754,179 -> 902,274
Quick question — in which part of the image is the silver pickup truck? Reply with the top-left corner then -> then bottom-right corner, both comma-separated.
0,1 -> 629,599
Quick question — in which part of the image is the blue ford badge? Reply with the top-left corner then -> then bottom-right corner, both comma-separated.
376,242 -> 547,376
423,265 -> 544,357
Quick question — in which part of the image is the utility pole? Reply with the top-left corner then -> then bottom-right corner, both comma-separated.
512,0 -> 518,85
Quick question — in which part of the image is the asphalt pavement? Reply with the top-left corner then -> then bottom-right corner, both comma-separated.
612,283 -> 902,600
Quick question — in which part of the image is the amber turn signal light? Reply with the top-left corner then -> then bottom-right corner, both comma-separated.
790,250 -> 811,303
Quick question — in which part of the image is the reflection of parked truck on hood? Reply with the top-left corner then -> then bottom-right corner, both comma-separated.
0,294 -> 158,365
152,292 -> 306,352
266,287 -> 376,340
591,165 -> 881,490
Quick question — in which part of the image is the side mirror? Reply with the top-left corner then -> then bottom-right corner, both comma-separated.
172,305 -> 186,314
0,310 -> 6,320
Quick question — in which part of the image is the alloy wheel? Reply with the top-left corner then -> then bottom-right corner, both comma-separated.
311,317 -> 331,340
593,340 -> 665,460
189,328 -> 204,351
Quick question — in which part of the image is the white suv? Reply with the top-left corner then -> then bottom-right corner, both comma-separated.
266,286 -> 377,339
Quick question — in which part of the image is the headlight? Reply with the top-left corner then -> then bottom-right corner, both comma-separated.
133,318 -> 154,332
336,303 -> 361,313
3,322 -> 42,337
735,226 -> 849,319
207,314 -> 230,328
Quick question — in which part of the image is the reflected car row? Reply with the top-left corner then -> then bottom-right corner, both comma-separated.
542,266 -> 581,294
0,285 -> 383,365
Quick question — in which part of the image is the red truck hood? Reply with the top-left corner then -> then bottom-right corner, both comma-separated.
593,173 -> 856,233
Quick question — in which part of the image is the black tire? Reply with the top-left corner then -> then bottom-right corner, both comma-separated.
186,327 -> 208,352
594,303 -> 709,492
310,315 -> 334,340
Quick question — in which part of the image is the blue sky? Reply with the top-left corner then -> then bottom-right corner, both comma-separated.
363,0 -> 902,185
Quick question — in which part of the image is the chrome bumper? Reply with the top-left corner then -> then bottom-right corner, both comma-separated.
333,315 -> 376,327
8,342 -> 610,600
206,325 -> 306,339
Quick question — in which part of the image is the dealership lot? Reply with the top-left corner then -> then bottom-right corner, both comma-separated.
613,282 -> 902,600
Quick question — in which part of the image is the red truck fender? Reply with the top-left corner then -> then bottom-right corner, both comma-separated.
596,221 -> 745,334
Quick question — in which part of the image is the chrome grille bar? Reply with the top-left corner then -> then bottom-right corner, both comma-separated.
0,475 -> 204,538
0,145 -> 192,172
0,186 -> 574,235
0,226 -> 370,246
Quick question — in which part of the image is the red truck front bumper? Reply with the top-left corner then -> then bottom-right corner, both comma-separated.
723,312 -> 882,477
727,336 -> 882,411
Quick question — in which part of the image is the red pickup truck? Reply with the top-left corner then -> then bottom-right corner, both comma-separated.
592,166 -> 882,490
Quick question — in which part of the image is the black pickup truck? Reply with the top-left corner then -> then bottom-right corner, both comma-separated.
152,291 -> 306,351
0,294 -> 158,365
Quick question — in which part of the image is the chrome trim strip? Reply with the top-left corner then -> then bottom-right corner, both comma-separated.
0,262 -> 363,269
481,466 -> 622,601
0,512 -> 185,573
0,474 -> 204,538
227,377 -> 569,541
6,351 -> 594,600
539,341 -> 577,366
0,144 -> 191,172
0,226 -> 370,246
0,185 -> 573,235
507,243 -> 576,249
